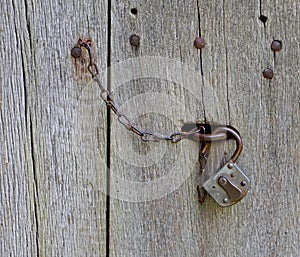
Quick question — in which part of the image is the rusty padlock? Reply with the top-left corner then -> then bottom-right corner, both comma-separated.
202,127 -> 250,207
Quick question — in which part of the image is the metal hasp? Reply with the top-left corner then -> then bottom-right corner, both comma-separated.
203,161 -> 250,207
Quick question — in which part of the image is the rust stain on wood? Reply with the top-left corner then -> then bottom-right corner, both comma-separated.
71,37 -> 97,82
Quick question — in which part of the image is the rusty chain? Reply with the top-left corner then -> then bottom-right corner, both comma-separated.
76,40 -> 228,144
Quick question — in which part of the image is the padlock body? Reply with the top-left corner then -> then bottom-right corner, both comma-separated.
203,162 -> 250,207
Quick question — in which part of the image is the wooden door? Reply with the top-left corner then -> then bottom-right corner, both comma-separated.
1,0 -> 299,256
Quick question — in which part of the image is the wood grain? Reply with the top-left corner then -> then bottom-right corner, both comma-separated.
1,0 -> 299,256
109,0 -> 299,256
1,0 -> 107,256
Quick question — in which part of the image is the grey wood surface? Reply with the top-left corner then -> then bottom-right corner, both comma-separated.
1,0 -> 299,257
1,0 -> 107,256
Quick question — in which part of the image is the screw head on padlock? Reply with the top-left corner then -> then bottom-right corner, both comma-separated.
202,127 -> 250,207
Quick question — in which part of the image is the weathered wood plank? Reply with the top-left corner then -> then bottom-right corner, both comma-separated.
0,2 -> 38,256
109,0 -> 299,256
1,0 -> 299,256
109,0 -> 228,256
216,0 -> 300,255
1,0 -> 108,256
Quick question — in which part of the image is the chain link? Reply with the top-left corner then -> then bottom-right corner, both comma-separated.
78,41 -> 227,144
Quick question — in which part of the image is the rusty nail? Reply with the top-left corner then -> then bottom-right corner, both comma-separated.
129,34 -> 140,47
271,40 -> 282,52
262,68 -> 274,80
71,47 -> 82,58
194,37 -> 205,49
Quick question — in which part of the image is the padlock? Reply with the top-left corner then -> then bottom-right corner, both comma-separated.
202,127 -> 250,207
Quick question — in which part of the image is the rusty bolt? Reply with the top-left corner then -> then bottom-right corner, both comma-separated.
129,34 -> 140,47
262,68 -> 274,80
71,47 -> 82,58
271,40 -> 282,52
194,37 -> 205,49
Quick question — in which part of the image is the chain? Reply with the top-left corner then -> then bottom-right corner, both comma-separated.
77,40 -> 228,144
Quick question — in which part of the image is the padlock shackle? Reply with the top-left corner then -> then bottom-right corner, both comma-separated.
212,126 -> 243,163
188,126 -> 243,163
197,132 -> 228,141
190,131 -> 228,142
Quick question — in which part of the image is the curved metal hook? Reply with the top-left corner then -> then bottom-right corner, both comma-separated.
78,41 -> 99,77
79,41 -> 93,65
212,126 -> 243,163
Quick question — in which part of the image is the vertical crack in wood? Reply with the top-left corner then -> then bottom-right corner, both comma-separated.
24,0 -> 32,50
21,48 -> 39,257
222,0 -> 231,124
196,0 -> 207,122
106,0 -> 112,256
21,29 -> 41,257
272,38 -> 278,67
259,0 -> 267,32
21,0 -> 40,255
196,3 -> 204,77
29,115 -> 40,257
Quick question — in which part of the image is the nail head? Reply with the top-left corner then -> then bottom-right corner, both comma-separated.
194,37 -> 205,49
130,34 -> 140,47
271,40 -> 282,52
71,47 -> 82,58
263,68 -> 274,80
